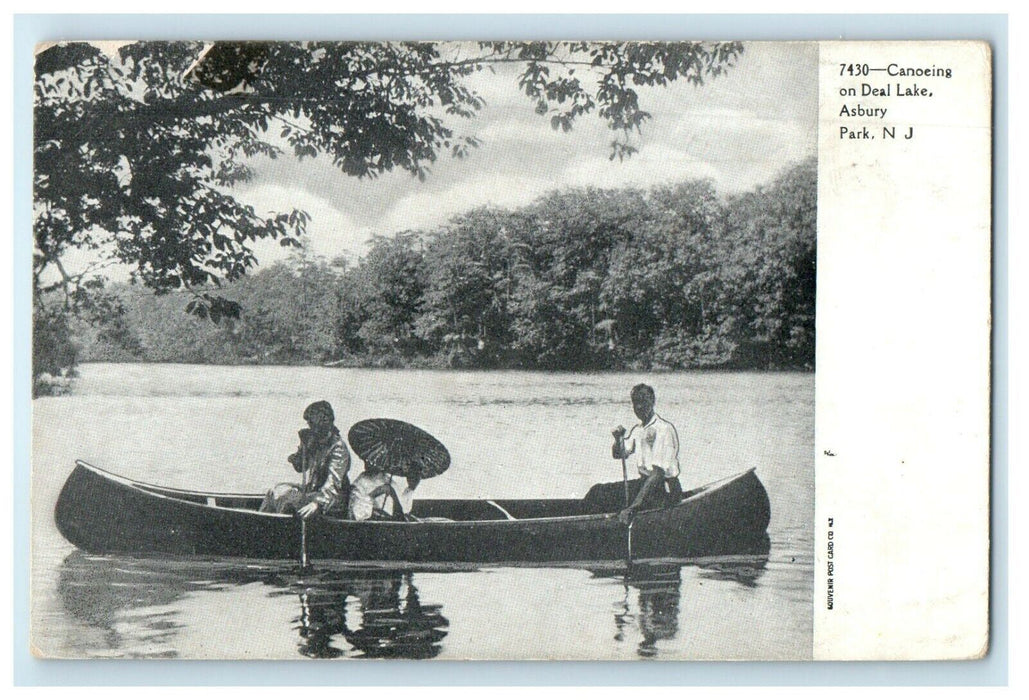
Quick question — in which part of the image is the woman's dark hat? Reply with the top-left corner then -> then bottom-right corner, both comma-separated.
303,400 -> 334,422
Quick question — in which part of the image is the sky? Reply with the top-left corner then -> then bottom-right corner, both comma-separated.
230,41 -> 818,267
48,41 -> 817,281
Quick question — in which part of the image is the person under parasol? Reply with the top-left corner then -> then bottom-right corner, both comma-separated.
346,418 -> 451,522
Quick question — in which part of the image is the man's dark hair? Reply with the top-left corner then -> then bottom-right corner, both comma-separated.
630,384 -> 655,404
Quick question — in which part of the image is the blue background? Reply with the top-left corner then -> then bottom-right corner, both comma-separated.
13,13 -> 1009,686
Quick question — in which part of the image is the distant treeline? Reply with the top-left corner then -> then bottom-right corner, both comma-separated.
78,158 -> 815,372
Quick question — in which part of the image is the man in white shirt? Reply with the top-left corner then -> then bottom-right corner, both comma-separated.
612,384 -> 683,523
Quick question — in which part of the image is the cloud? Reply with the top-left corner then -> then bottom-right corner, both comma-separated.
378,172 -> 556,235
232,183 -> 373,263
237,41 -> 818,261
559,143 -> 720,191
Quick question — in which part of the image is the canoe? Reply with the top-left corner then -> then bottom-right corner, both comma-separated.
54,460 -> 771,565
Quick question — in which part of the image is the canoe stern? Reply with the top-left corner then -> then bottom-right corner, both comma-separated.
631,468 -> 771,559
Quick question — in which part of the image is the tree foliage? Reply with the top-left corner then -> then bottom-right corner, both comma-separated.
34,43 -> 740,291
33,40 -> 747,384
79,161 -> 816,372
416,208 -> 520,367
230,250 -> 345,363
352,232 -> 428,361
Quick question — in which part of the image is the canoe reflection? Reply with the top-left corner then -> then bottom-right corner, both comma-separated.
295,570 -> 448,659
599,557 -> 769,658
55,551 -> 447,659
695,557 -> 768,588
56,551 -> 768,659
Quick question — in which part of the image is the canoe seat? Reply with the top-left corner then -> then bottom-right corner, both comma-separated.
486,500 -> 517,520
419,517 -> 454,523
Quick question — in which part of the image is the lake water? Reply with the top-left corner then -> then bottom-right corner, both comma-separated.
31,364 -> 814,660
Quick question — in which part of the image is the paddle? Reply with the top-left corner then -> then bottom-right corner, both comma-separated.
616,433 -> 630,508
299,466 -> 310,570
626,520 -> 634,566
300,518 -> 309,569
614,429 -> 633,566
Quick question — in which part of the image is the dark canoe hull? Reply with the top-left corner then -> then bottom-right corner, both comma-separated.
55,461 -> 771,564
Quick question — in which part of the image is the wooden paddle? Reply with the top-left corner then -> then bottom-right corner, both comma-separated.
617,435 -> 630,507
615,430 -> 633,566
299,466 -> 310,570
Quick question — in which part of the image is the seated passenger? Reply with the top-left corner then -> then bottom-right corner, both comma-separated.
260,401 -> 351,518
393,475 -> 421,521
349,463 -> 404,522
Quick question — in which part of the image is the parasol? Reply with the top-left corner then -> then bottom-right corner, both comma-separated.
347,419 -> 451,478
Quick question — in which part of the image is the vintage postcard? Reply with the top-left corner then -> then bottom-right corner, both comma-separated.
29,39 -> 990,660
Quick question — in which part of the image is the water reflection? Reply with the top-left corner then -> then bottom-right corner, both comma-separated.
55,552 -> 448,659
294,570 -> 448,659
695,557 -> 768,588
56,551 -> 773,660
597,557 -> 768,658
613,563 -> 682,657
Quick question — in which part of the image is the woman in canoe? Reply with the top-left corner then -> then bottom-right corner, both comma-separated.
260,400 -> 352,518
349,466 -> 421,522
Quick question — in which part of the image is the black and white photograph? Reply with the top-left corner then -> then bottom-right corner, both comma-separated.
32,38 -> 818,660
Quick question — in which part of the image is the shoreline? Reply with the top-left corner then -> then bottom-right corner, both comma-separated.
70,359 -> 816,374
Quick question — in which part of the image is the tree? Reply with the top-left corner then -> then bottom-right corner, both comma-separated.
61,166 -> 816,372
354,232 -> 428,362
416,208 -> 521,367
507,187 -> 652,369
718,158 -> 816,368
231,251 -> 344,363
599,180 -> 722,366
32,293 -> 79,396
33,40 -> 743,383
